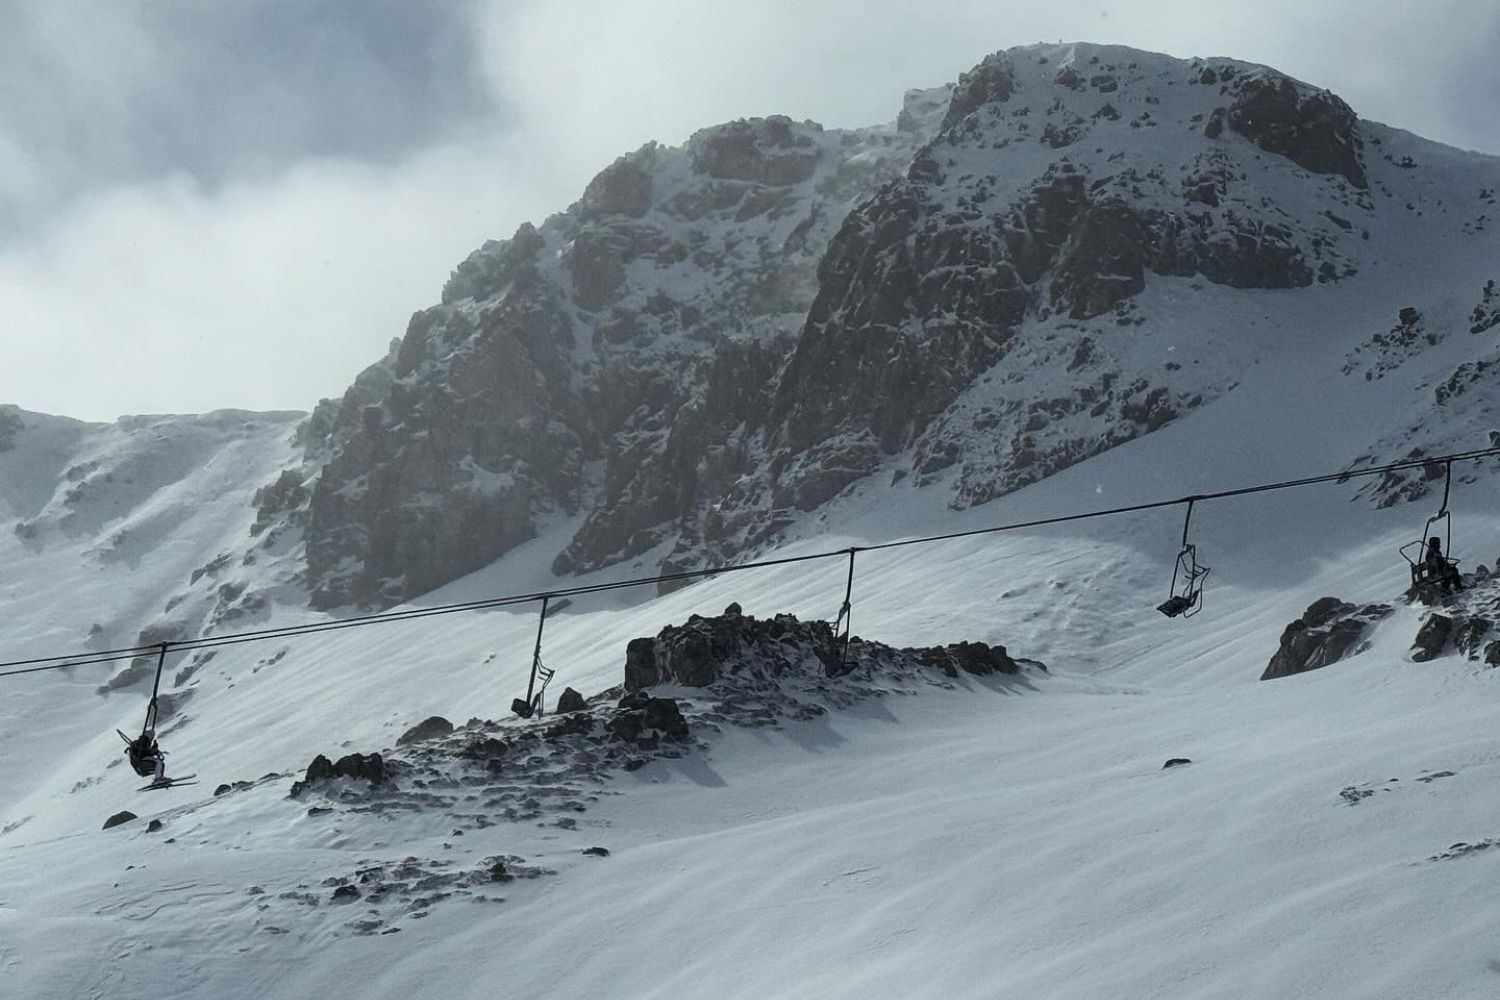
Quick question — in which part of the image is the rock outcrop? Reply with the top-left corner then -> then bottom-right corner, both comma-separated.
102,810 -> 137,830
1224,73 -> 1366,188
1261,597 -> 1391,680
397,717 -> 454,746
623,607 -> 1036,694
290,752 -> 387,797
1411,614 -> 1455,662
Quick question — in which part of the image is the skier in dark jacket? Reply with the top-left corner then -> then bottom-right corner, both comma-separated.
125,733 -> 167,784
1423,537 -> 1463,594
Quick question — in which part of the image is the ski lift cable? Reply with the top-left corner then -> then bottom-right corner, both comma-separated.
858,447 -> 1500,555
3,444 -> 1497,681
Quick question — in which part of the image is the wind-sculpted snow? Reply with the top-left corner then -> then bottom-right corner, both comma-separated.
169,609 -> 1044,936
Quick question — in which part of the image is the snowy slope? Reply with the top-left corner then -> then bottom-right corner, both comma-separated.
5,41 -> 1500,1000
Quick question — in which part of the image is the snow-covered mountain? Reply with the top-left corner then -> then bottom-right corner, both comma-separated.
5,42 -> 1500,1000
249,42 -> 1495,615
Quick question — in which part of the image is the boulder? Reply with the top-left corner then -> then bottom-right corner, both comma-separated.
1262,598 -> 1391,680
303,754 -> 336,782
1163,758 -> 1192,769
103,811 -> 138,830
555,687 -> 587,713
397,716 -> 454,746
623,637 -> 661,691
608,693 -> 689,747
332,753 -> 386,783
1484,641 -> 1500,667
1411,614 -> 1454,662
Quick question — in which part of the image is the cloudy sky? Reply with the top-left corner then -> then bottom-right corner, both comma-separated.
3,0 -> 1497,421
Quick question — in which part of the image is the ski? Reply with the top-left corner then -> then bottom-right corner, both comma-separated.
137,774 -> 197,792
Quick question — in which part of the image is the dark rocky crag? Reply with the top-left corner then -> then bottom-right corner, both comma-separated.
287,103 -> 947,607
1261,597 -> 1391,680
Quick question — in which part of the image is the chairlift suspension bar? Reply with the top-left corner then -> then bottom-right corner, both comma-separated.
837,548 -> 858,666
1440,460 -> 1453,515
522,595 -> 550,710
142,642 -> 169,738
1180,498 -> 1199,548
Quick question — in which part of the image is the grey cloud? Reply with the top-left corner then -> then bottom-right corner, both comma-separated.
0,0 -> 498,234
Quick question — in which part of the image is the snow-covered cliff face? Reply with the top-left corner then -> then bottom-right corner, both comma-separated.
276,42 -> 1499,609
288,93 -> 951,607
764,46 -> 1373,514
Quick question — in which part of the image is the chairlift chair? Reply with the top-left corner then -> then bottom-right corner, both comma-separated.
1398,460 -> 1459,590
1157,543 -> 1211,618
511,662 -> 555,719
1157,500 -> 1211,619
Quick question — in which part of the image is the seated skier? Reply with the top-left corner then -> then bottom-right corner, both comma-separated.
1422,537 -> 1463,594
125,733 -> 168,785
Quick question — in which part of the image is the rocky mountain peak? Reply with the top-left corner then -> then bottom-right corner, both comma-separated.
236,41 -> 1499,611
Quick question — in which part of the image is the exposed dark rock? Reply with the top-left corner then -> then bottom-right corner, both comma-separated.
907,641 -> 1020,678
147,819 -> 164,833
398,716 -> 455,746
608,693 -> 690,746
942,52 -> 1015,130
1052,199 -> 1146,318
1457,617 -> 1491,659
249,471 -> 309,539
625,612 -> 842,690
689,116 -> 821,186
1469,279 -> 1498,335
582,846 -> 610,857
624,637 -> 660,691
332,753 -> 386,783
331,885 -> 360,902
1485,640 -> 1500,667
290,752 -> 387,797
1261,597 -> 1392,680
103,811 -> 137,830
555,687 -> 587,714
303,755 -> 336,782
1226,74 -> 1366,188
1203,107 -> 1226,139
579,147 -> 656,219
1163,758 -> 1192,769
1411,614 -> 1455,662
0,405 -> 22,452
